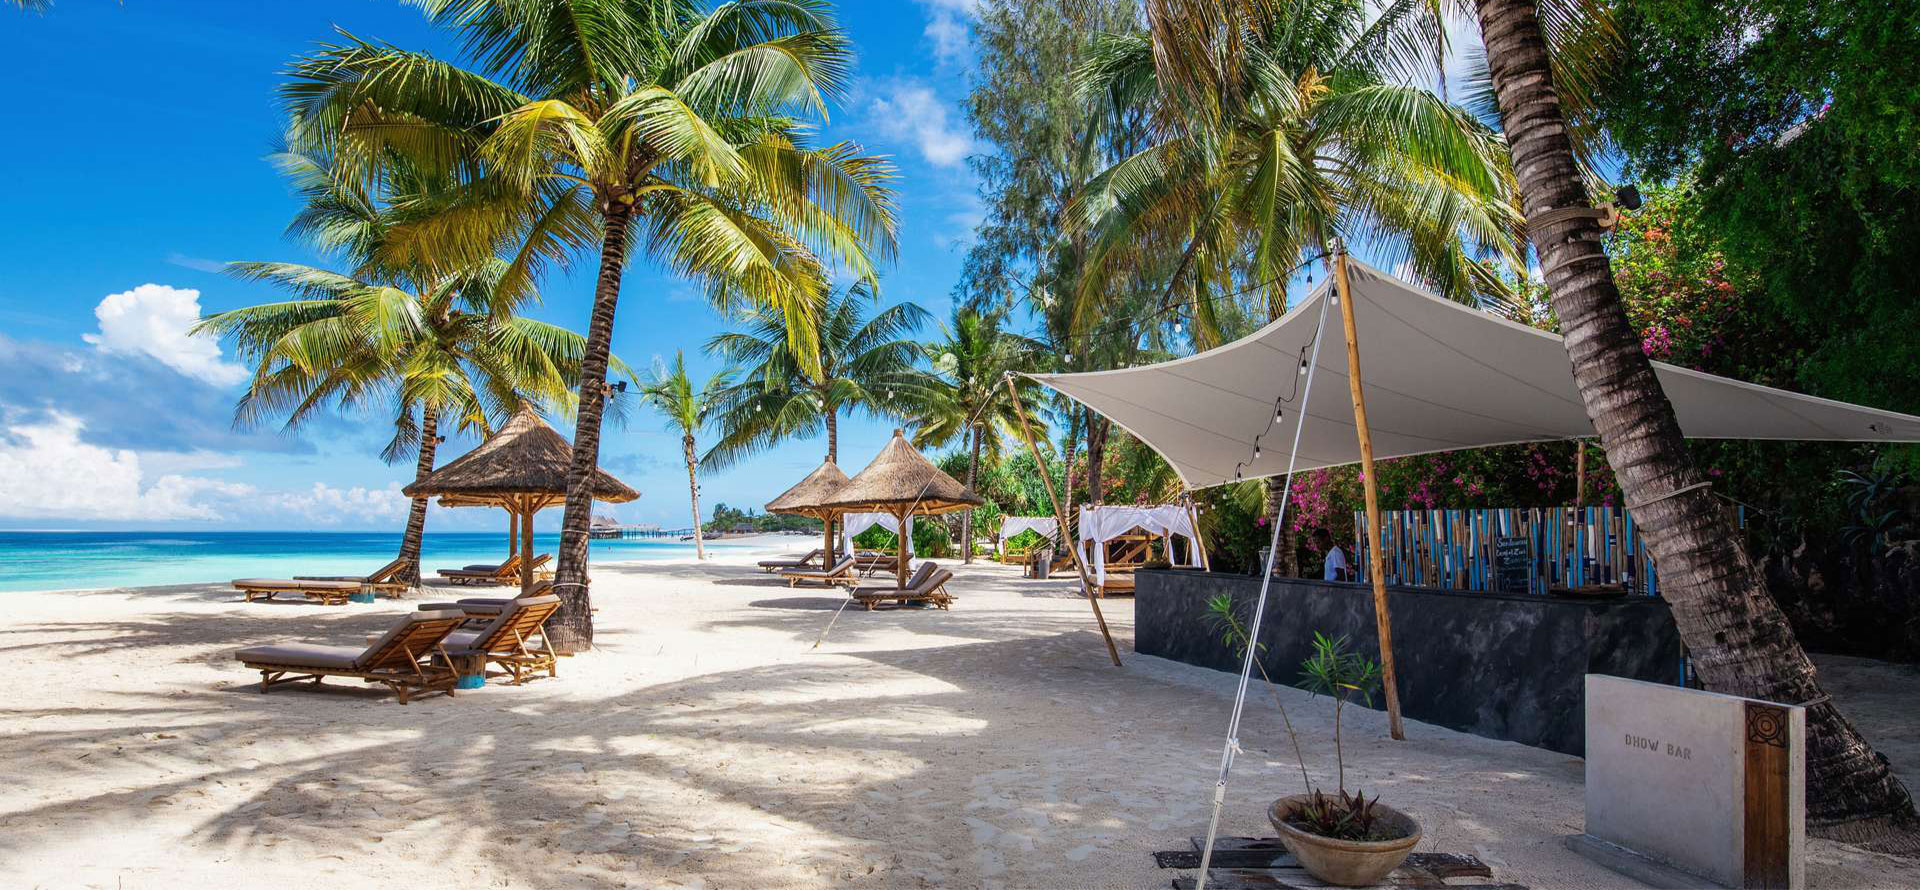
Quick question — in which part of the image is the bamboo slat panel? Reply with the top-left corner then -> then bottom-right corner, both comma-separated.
1351,505 -> 1747,596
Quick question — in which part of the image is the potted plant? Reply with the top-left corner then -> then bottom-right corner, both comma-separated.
1268,632 -> 1421,886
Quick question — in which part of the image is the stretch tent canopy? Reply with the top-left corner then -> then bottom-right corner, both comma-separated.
1029,259 -> 1920,489
1079,505 -> 1203,584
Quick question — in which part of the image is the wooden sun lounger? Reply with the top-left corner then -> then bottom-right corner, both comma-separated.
232,577 -> 365,605
443,594 -> 561,685
758,548 -> 824,572
418,582 -> 554,620
437,553 -> 549,586
294,557 -> 412,597
853,550 -> 902,571
782,556 -> 858,588
851,562 -> 956,611
234,610 -> 467,704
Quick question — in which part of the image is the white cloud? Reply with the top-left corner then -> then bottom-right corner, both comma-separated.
264,482 -> 411,526
867,81 -> 975,168
917,0 -> 978,63
0,412 -> 253,521
82,283 -> 249,387
164,252 -> 226,274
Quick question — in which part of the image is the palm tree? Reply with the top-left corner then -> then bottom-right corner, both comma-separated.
285,0 -> 899,649
199,261 -> 590,587
907,307 -> 1047,563
637,351 -> 728,560
1070,0 -> 1524,338
1468,0 -> 1914,828
703,284 -> 929,467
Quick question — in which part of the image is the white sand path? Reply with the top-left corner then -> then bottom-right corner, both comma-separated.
0,546 -> 1914,889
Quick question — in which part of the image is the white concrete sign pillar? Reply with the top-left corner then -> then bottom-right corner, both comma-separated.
1573,674 -> 1805,889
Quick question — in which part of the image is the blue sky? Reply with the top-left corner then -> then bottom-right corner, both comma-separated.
0,0 -> 989,531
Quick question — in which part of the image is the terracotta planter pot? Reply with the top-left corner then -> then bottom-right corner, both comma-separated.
1268,794 -> 1421,887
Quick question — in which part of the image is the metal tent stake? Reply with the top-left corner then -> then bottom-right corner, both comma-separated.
1333,248 -> 1406,741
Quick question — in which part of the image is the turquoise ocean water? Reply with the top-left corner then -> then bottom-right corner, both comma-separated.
0,531 -> 735,592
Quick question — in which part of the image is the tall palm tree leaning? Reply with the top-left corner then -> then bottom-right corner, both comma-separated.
197,147 -> 589,587
637,351 -> 728,560
703,283 -> 929,467
286,0 -> 899,649
1468,0 -> 1913,828
907,307 -> 1047,563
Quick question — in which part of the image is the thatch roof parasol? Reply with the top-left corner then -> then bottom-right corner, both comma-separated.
404,403 -> 638,505
403,402 -> 637,594
766,460 -> 851,515
766,459 -> 853,563
825,429 -> 982,587
824,429 -> 983,515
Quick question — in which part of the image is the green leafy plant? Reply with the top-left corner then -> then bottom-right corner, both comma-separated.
1290,788 -> 1395,842
1298,632 -> 1382,797
1202,594 -> 1312,793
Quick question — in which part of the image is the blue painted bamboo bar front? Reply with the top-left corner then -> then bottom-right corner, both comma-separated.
1351,505 -> 1747,597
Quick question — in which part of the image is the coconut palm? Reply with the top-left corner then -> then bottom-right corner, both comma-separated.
637,351 -> 728,560
283,0 -> 899,648
1467,0 -> 1914,827
703,284 -> 928,468
1069,0 -> 1525,339
906,307 -> 1048,563
196,144 -> 596,585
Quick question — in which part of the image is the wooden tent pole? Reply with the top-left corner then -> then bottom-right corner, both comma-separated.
821,511 -> 836,566
1185,493 -> 1210,570
1574,440 -> 1587,507
1005,374 -> 1122,667
1333,249 -> 1406,741
896,506 -> 911,588
508,506 -> 519,560
520,496 -> 536,595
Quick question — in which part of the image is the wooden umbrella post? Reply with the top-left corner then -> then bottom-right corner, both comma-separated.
520,496 -> 536,595
1333,249 -> 1406,741
1005,374 -> 1123,667
896,506 -> 912,588
508,507 -> 519,561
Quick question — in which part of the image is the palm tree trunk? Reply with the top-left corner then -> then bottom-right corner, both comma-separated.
1265,475 -> 1299,576
684,432 -> 705,561
1087,416 -> 1110,505
825,400 -> 838,463
550,200 -> 635,653
1473,0 -> 1913,827
963,423 -> 982,564
395,406 -> 438,587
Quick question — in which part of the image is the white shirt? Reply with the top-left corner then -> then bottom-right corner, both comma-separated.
1322,546 -> 1350,581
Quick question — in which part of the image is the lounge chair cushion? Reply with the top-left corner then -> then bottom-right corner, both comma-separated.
234,644 -> 363,669
233,578 -> 361,591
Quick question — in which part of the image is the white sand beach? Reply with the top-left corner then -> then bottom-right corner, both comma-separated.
3,542 -> 1916,889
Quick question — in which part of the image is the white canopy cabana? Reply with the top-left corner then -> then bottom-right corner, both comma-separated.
1078,504 -> 1204,584
1030,259 -> 1920,489
839,511 -> 914,557
996,516 -> 1059,554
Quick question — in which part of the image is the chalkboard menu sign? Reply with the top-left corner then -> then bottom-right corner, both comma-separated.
1495,535 -> 1532,593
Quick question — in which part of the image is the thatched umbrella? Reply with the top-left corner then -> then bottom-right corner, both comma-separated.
823,429 -> 983,587
405,403 -> 638,593
766,459 -> 852,565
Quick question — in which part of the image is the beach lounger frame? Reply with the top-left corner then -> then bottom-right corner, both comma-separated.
437,553 -> 549,586
758,548 -> 824,572
444,595 -> 562,685
781,556 -> 858,588
292,556 -> 413,597
850,563 -> 956,611
235,610 -> 467,704
232,578 -> 364,605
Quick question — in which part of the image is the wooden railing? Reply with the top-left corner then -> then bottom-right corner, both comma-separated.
1352,505 -> 1747,597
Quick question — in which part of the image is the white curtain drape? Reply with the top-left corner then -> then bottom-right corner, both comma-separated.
840,512 -> 914,557
1077,505 -> 1202,584
996,516 -> 1059,554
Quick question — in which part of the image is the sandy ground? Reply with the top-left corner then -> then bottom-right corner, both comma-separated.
2,541 -> 1917,889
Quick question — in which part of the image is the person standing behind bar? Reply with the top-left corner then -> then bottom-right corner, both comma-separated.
1313,528 -> 1352,581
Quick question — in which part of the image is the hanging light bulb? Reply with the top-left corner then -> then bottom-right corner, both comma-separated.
1299,356 -> 1310,374
1254,443 -> 1263,459
1275,401 -> 1285,422
1173,318 -> 1183,334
